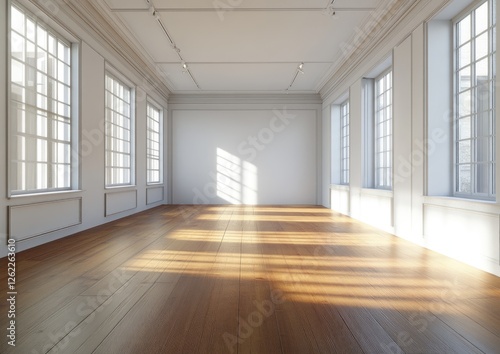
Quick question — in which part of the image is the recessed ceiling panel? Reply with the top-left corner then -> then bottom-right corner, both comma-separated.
152,0 -> 327,9
160,11 -> 368,63
188,63 -> 298,92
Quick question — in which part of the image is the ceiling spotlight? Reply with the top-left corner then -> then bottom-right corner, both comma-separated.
323,0 -> 337,17
298,63 -> 304,74
170,42 -> 181,53
181,61 -> 188,73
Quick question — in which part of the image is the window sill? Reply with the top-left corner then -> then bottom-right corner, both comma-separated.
9,189 -> 83,200
330,184 -> 350,191
105,185 -> 137,193
423,196 -> 499,214
361,188 -> 393,198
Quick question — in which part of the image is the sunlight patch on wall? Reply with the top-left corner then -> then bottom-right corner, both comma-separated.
216,148 -> 257,204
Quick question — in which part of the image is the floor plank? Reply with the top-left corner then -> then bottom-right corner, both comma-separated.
1,204 -> 500,353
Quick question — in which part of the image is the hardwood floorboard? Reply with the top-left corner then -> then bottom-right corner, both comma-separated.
1,205 -> 500,353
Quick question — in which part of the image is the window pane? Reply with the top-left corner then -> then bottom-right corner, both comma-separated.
11,31 -> 25,61
458,140 -> 471,163
459,43 -> 471,68
475,1 -> 489,35
459,17 -> 471,42
458,117 -> 471,140
11,6 -> 25,35
475,32 -> 489,60
458,90 -> 471,117
476,164 -> 489,194
458,165 -> 471,193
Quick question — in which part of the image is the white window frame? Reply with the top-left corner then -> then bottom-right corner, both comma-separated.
340,99 -> 350,185
104,68 -> 135,188
374,69 -> 393,190
8,1 -> 78,196
453,0 -> 496,200
146,98 -> 163,185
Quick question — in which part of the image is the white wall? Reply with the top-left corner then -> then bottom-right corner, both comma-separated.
170,103 -> 321,205
0,0 -> 168,257
324,0 -> 500,276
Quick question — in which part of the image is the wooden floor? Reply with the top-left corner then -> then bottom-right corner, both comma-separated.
1,205 -> 500,354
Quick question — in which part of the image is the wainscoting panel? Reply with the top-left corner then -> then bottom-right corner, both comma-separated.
105,190 -> 137,216
146,186 -> 164,205
423,204 -> 500,265
9,198 -> 82,241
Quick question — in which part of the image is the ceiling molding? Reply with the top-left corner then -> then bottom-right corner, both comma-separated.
319,0 -> 441,100
60,0 -> 171,99
168,93 -> 322,105
110,7 -> 377,13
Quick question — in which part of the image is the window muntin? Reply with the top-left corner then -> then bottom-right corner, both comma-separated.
340,100 -> 350,185
10,3 -> 73,194
374,69 -> 393,189
146,101 -> 162,184
105,74 -> 134,187
454,0 -> 496,199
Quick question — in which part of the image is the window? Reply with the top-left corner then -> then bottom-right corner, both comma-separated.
9,3 -> 75,194
374,69 -> 393,189
146,100 -> 163,184
105,73 -> 134,187
340,100 -> 350,185
454,0 -> 496,199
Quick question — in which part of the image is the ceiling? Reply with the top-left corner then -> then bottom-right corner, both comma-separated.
95,0 -> 387,94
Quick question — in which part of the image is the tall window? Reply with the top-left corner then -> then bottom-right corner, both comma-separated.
455,0 -> 496,199
105,73 -> 134,187
146,100 -> 162,184
374,70 -> 393,189
10,3 -> 74,194
340,100 -> 350,185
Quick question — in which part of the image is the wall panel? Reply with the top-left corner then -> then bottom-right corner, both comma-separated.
9,198 -> 82,241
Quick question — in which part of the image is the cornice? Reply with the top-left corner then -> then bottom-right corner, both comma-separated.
60,0 -> 171,99
319,0 -> 448,102
168,93 -> 323,106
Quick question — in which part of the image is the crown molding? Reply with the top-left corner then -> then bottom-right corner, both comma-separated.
60,0 -> 171,99
168,93 -> 322,105
319,0 -> 448,102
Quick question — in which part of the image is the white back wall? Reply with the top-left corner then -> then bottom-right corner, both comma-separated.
172,108 -> 318,205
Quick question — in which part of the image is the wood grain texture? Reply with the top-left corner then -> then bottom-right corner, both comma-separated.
1,204 -> 500,353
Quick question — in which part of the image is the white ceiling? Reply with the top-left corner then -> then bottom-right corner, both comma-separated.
98,0 -> 386,94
